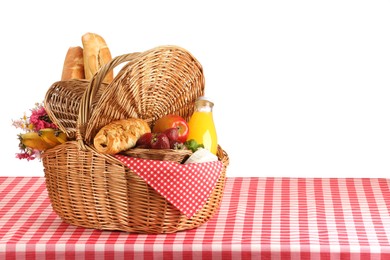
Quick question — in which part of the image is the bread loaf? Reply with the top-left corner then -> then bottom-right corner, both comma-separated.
82,32 -> 113,84
94,118 -> 151,154
61,46 -> 85,80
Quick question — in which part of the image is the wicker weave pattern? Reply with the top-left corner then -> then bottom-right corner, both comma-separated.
43,142 -> 228,233
42,45 -> 228,233
84,46 -> 205,144
44,79 -> 107,139
122,148 -> 192,164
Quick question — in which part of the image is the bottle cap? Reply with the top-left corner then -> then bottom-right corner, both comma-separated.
196,96 -> 214,106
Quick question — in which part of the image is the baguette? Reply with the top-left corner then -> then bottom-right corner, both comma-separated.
93,118 -> 151,154
61,46 -> 85,80
82,32 -> 113,84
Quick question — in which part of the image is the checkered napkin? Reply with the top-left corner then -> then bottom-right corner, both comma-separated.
114,155 -> 223,218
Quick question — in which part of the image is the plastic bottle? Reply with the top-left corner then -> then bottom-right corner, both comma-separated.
187,96 -> 218,155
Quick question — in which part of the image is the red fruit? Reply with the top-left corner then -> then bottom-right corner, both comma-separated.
152,114 -> 189,143
164,127 -> 179,142
136,132 -> 152,148
150,133 -> 170,149
169,139 -> 178,149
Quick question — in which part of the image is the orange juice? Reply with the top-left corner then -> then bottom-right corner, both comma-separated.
187,97 -> 218,155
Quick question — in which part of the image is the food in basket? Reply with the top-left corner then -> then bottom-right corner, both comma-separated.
93,118 -> 151,154
54,131 -> 68,144
61,46 -> 85,80
82,32 -> 113,84
184,147 -> 218,164
13,103 -> 64,160
164,127 -> 179,142
164,127 -> 180,148
38,128 -> 67,146
135,131 -> 205,152
136,130 -> 178,149
183,139 -> 204,152
136,128 -> 185,150
152,114 -> 189,143
19,132 -> 56,151
187,97 -> 218,155
150,133 -> 170,149
40,44 -> 229,233
136,132 -> 153,148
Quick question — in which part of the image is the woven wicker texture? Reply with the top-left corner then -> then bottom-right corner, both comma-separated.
42,45 -> 229,233
44,52 -> 140,140
122,148 -> 192,164
83,45 -> 205,144
44,142 -> 228,233
44,79 -> 107,139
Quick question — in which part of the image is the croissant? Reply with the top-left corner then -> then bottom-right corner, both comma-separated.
93,118 -> 150,154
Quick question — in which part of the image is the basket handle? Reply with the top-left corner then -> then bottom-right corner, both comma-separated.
76,52 -> 141,150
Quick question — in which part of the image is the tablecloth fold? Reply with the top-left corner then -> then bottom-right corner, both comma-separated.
115,155 -> 223,217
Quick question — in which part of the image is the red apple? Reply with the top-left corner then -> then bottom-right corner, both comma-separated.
164,127 -> 179,142
169,140 -> 178,149
136,133 -> 153,148
152,115 -> 189,143
150,133 -> 170,149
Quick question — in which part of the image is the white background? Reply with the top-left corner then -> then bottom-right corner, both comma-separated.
1,0 -> 389,177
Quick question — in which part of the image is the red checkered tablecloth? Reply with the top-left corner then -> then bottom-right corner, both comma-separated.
0,177 -> 390,259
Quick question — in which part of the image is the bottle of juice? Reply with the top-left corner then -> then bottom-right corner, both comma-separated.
187,96 -> 218,155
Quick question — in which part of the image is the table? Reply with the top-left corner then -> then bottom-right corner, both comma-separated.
1,177 -> 390,259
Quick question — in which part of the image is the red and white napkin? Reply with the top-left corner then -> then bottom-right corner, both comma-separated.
115,155 -> 223,218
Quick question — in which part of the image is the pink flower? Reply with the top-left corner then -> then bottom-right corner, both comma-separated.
13,102 -> 56,161
29,105 -> 57,131
15,151 -> 37,161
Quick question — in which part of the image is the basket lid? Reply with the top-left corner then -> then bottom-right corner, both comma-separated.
84,45 -> 205,144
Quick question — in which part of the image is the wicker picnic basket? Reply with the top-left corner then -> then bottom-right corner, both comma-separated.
41,45 -> 229,233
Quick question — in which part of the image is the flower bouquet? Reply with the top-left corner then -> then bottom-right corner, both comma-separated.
12,102 -> 67,161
